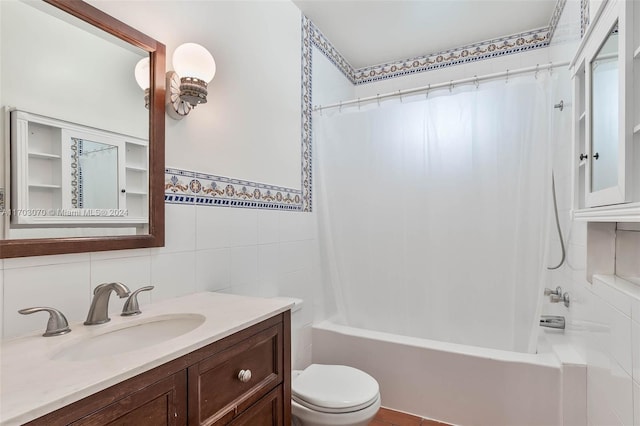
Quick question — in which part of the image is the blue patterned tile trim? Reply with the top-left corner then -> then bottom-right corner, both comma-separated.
165,168 -> 302,211
301,15 -> 314,212
306,0 -> 566,86
580,0 -> 589,37
308,18 -> 355,84
547,0 -> 567,42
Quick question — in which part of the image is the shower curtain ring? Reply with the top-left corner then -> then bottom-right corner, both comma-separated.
474,75 -> 479,89
377,94 -> 380,106
339,101 -> 342,112
398,90 -> 403,103
535,64 -> 539,79
426,84 -> 430,99
449,80 -> 453,92
505,69 -> 509,84
357,98 -> 361,110
548,62 -> 553,75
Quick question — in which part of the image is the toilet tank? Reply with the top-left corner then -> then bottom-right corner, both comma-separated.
272,297 -> 303,316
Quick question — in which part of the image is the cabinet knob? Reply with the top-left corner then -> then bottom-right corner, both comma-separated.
593,152 -> 600,160
579,153 -> 588,161
237,369 -> 252,383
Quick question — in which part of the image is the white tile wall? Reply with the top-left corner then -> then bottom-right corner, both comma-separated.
195,248 -> 231,292
90,254 -> 152,314
634,380 -> 640,426
617,230 -> 640,281
3,261 -> 90,338
1,206 -> 321,372
581,276 -> 640,426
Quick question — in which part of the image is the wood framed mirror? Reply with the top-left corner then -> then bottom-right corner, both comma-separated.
0,0 -> 165,258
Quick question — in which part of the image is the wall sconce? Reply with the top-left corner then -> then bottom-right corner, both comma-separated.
134,57 -> 150,109
166,43 -> 216,120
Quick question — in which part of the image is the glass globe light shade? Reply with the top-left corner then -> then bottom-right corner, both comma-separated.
134,57 -> 150,90
172,43 -> 216,83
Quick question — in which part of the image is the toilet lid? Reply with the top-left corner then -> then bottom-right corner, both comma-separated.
292,364 -> 380,413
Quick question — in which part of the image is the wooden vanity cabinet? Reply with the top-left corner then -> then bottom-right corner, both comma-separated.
26,312 -> 291,426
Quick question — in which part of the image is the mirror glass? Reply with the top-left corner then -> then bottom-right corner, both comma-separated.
590,23 -> 619,192
1,0 -> 150,239
73,139 -> 119,209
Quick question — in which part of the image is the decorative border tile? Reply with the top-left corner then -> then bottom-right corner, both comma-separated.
351,28 -> 551,84
307,18 -> 355,84
581,0 -> 589,37
307,0 -> 567,85
547,0 -> 567,42
301,15 -> 314,212
165,168 -> 302,211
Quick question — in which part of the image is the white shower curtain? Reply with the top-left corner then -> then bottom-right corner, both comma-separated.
315,74 -> 553,353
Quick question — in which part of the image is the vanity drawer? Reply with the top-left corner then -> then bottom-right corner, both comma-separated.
228,385 -> 283,426
188,323 -> 284,425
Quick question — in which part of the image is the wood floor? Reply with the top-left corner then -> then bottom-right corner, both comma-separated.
369,407 -> 452,426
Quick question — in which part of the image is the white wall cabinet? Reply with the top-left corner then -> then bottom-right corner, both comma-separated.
571,0 -> 640,221
9,110 -> 148,226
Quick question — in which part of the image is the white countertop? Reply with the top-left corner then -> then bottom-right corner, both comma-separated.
0,292 -> 293,425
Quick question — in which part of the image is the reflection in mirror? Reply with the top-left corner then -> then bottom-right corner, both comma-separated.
0,0 -> 165,258
590,22 -> 618,192
73,139 -> 118,209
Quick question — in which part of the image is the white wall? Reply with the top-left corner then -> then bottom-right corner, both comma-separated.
92,0 -> 303,189
0,0 -> 320,370
311,45 -> 355,107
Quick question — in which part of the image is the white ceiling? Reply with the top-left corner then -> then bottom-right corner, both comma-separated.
293,0 -> 559,69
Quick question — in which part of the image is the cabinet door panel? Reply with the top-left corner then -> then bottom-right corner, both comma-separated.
188,324 -> 283,425
70,373 -> 186,426
227,386 -> 283,426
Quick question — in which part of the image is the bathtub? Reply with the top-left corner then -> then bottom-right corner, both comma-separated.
311,320 -> 586,426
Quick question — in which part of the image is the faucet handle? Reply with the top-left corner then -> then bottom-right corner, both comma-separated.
18,307 -> 71,337
121,285 -> 154,316
544,286 -> 562,297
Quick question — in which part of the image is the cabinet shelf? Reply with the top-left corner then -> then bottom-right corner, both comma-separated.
125,165 -> 147,172
28,152 -> 61,160
28,184 -> 61,189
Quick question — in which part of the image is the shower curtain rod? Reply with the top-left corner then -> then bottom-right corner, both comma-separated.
313,60 -> 571,112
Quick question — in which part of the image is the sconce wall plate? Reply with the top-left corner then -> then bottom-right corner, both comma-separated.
166,71 -> 193,120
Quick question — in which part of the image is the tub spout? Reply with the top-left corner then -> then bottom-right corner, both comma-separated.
540,315 -> 565,329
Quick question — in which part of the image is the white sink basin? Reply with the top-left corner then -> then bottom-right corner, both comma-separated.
52,314 -> 205,362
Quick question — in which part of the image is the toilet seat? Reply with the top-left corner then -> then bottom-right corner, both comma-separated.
292,364 -> 380,414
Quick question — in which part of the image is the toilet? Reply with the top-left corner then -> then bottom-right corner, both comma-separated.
271,297 -> 381,426
291,364 -> 381,426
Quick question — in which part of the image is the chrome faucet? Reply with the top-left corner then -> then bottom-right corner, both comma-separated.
540,315 -> 565,329
84,282 -> 130,325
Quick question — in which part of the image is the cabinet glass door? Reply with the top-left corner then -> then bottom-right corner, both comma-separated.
591,24 -> 619,193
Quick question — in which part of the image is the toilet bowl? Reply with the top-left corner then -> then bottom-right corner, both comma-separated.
291,364 -> 381,426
